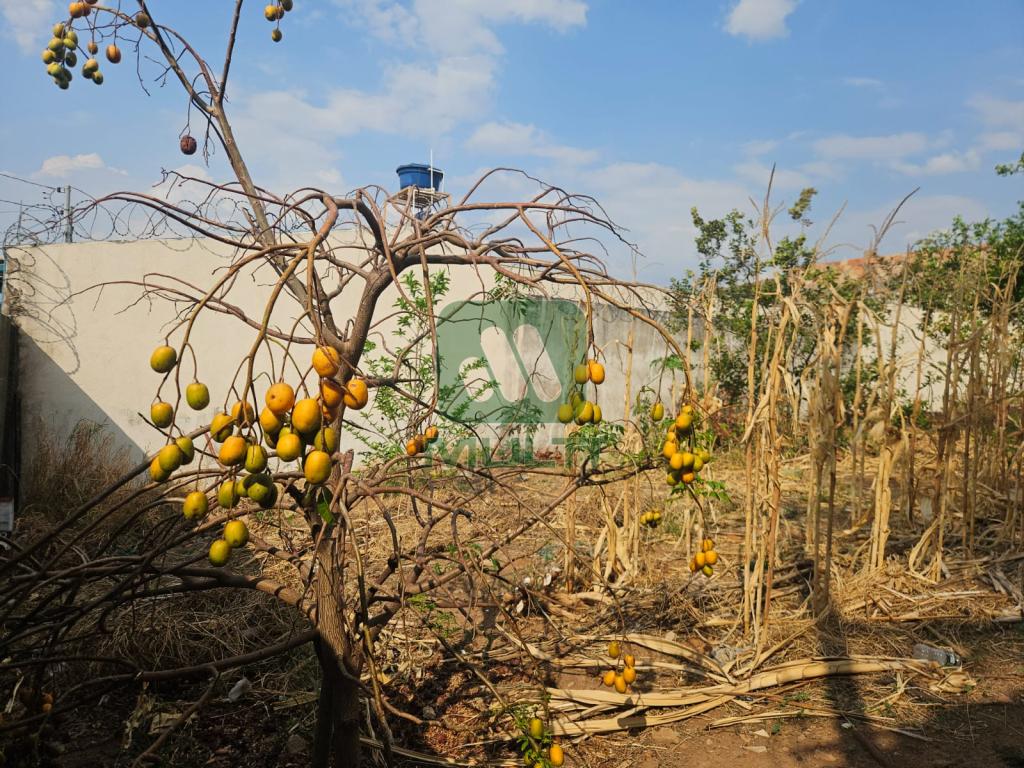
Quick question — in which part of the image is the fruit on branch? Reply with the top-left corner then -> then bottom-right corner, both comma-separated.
588,359 -> 605,385
527,718 -> 544,740
405,438 -> 419,457
217,479 -> 240,508
613,673 -> 627,693
312,346 -> 340,377
106,43 -> 121,63
303,450 -> 331,484
623,666 -> 637,684
210,412 -> 234,442
556,403 -> 573,424
271,28 -> 282,42
63,30 -> 77,49
231,400 -> 256,426
549,744 -> 565,767
91,71 -> 103,85
186,382 -> 210,410
259,406 -> 283,434
208,539 -> 231,566
224,519 -> 249,547
674,411 -> 693,432
275,429 -> 302,461
68,2 -> 86,19
573,363 -> 589,385
574,401 -> 594,425
150,345 -> 177,373
245,475 -> 276,507
424,425 -> 439,443
53,22 -> 65,37
180,135 -> 197,155
182,491 -> 208,520
42,49 -> 56,63
602,669 -> 615,687
281,0 -> 293,10
608,640 -> 620,659
624,654 -> 635,668
640,509 -> 662,528
342,378 -> 369,410
265,381 -> 295,414
681,471 -> 695,484
176,436 -> 195,464
86,40 -> 97,54
81,57 -> 97,75
157,443 -> 183,472
592,404 -> 603,424
320,379 -> 344,409
149,457 -> 170,482
219,435 -> 247,466
264,4 -> 283,21
651,401 -> 664,421
313,427 -> 338,453
64,51 -> 77,67
150,401 -> 173,428
244,444 -> 268,473
135,12 -> 150,28
292,398 -> 321,435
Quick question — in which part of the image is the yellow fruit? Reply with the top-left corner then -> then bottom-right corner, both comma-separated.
149,345 -> 177,373
414,435 -> 427,453
692,456 -> 704,473
701,538 -> 714,552
623,666 -> 637,684
573,363 -> 590,384
698,448 -> 712,463
669,451 -> 686,471
557,403 -> 573,423
264,3 -> 282,21
602,670 -> 616,687
528,717 -> 543,740
678,452 -> 695,470
661,441 -> 676,460
265,382 -> 295,415
651,402 -> 665,420
276,431 -> 303,461
106,43 -> 121,63
252,480 -> 278,509
689,557 -> 698,573
320,379 -> 344,409
235,477 -> 248,498
549,744 -> 564,768
681,472 -> 696,484
342,378 -> 369,410
259,407 -> 283,434
150,401 -> 173,428
244,444 -> 268,473
624,654 -> 635,668
666,472 -> 679,486
271,28 -> 282,41
176,436 -> 195,464
157,443 -> 183,472
53,22 -> 65,37
208,539 -> 231,567
217,480 -> 239,508
42,49 -> 56,64
149,457 -> 170,483
219,436 -> 247,466
312,346 -> 341,377
575,401 -> 594,425
705,550 -> 719,565
182,491 -> 208,520
405,439 -> 419,456
224,519 -> 249,547
681,404 -> 695,417
210,412 -> 233,442
675,412 -> 693,432
244,474 -> 272,503
702,564 -> 714,577
613,674 -> 627,694
231,400 -> 256,426
695,551 -> 706,568
292,398 -> 322,435
313,427 -> 338,453
608,640 -> 620,659
135,11 -> 150,28
186,382 -> 210,410
588,360 -> 606,385
424,425 -> 439,443
304,450 -> 331,484
592,404 -> 603,424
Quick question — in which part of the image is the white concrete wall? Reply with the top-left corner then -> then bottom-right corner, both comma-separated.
1,237 -> 694,465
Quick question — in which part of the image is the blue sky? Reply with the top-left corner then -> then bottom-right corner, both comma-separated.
1,0 -> 1022,281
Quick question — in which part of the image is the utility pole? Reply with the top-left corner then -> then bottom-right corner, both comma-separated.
63,186 -> 73,243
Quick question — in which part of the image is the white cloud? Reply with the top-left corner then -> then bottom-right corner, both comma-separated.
34,153 -> 125,178
725,0 -> 798,41
0,0 -> 53,54
843,76 -> 884,89
977,131 -> 1022,152
891,149 -> 981,176
733,160 -> 811,190
813,132 -> 931,160
741,139 -> 780,156
836,194 -> 989,253
466,122 -> 598,166
968,94 -> 1024,129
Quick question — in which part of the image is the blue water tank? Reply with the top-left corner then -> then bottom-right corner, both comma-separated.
396,163 -> 443,190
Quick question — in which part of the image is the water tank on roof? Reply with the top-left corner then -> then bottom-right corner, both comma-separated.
396,163 -> 443,190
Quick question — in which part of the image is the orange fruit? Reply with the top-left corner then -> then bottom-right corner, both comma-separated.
681,404 -> 695,417
342,378 -> 369,410
669,451 -> 686,471
149,457 -> 170,483
149,345 -> 176,373
259,406 -> 283,434
150,401 -> 173,428
608,640 -> 620,658
689,557 -> 698,573
405,439 -> 419,456
674,412 -> 693,431
661,441 -> 676,460
681,472 -> 696,484
219,436 -> 247,466
701,538 -> 715,552
624,654 -> 635,668
528,717 -> 543,740
182,491 -> 207,520
695,551 -> 706,568
304,450 -> 332,484
276,431 -> 303,461
210,412 -> 234,442
312,346 -> 340,377
651,402 -> 665,420
208,539 -> 231,567
678,452 -> 695,470
705,550 -> 719,566
424,425 -> 439,443
292,398 -> 322,435
549,744 -> 565,768
265,382 -> 295,415
613,674 -> 627,693
588,360 -> 606,385
623,666 -> 637,684
320,379 -> 344,409
231,400 -> 256,426
602,670 -> 616,687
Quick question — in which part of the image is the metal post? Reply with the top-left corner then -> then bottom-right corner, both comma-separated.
63,186 -> 72,243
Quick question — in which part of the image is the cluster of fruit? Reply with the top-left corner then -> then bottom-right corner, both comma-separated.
600,640 -> 637,693
525,717 -> 564,767
263,0 -> 294,41
17,688 -> 54,715
42,18 -> 120,90
639,508 -> 663,528
405,425 -> 439,456
208,519 -> 249,567
689,537 -> 719,578
556,359 -> 605,425
656,403 -> 711,487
